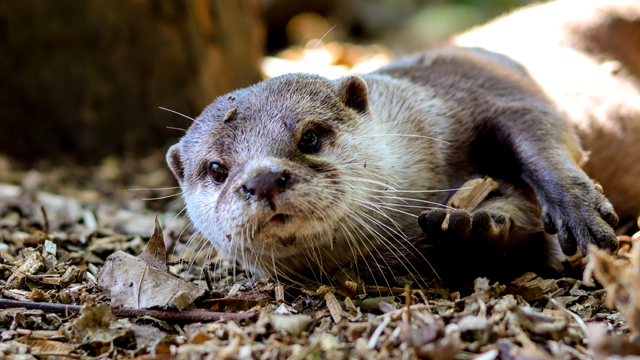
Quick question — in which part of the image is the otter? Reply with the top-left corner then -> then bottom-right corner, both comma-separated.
166,0 -> 640,284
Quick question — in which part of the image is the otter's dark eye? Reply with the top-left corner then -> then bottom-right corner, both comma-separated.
298,130 -> 320,154
209,161 -> 228,185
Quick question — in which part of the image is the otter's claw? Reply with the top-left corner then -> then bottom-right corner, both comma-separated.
537,178 -> 618,256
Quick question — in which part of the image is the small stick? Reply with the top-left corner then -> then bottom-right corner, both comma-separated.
0,299 -> 255,322
40,205 -> 49,234
364,286 -> 406,295
404,285 -> 411,324
203,264 -> 214,291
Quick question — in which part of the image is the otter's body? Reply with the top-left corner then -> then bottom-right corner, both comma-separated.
167,45 -> 620,282
167,0 -> 640,283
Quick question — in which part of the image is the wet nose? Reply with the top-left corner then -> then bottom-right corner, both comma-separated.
242,170 -> 291,201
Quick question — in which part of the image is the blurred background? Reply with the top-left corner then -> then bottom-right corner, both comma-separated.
0,0 -> 535,202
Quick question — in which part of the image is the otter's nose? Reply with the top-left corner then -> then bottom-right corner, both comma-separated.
242,170 -> 291,201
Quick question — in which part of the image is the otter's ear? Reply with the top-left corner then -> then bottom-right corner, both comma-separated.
167,143 -> 185,184
336,76 -> 369,114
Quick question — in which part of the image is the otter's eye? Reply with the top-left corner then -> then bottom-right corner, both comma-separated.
209,161 -> 228,185
298,130 -> 320,154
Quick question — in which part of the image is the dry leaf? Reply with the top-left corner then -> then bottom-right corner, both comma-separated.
17,339 -> 75,357
189,331 -> 213,345
137,214 -> 167,271
59,265 -> 86,288
587,244 -> 640,336
129,323 -> 170,352
66,303 -> 129,346
97,250 -> 204,310
97,217 -> 204,310
588,322 -> 640,358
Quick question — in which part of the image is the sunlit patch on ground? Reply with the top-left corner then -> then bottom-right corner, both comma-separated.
261,40 -> 392,79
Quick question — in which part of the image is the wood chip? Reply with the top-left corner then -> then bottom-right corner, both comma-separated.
446,176 -> 499,210
442,176 -> 499,230
275,284 -> 285,303
324,292 -> 342,323
508,272 -> 559,302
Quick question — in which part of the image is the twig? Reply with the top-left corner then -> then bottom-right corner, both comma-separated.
368,315 -> 391,350
203,264 -> 214,291
0,299 -> 255,321
404,285 -> 411,324
550,298 -> 589,335
364,286 -> 406,295
31,353 -> 81,359
40,205 -> 49,234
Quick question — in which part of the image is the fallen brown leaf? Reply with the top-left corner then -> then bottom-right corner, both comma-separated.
97,250 -> 204,310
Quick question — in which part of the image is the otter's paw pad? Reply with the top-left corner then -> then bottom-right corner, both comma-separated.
471,210 -> 510,242
448,209 -> 472,239
418,209 -> 448,239
419,209 -> 511,243
539,179 -> 619,256
418,209 -> 472,240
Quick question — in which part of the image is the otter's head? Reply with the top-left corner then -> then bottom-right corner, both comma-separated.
167,74 -> 393,279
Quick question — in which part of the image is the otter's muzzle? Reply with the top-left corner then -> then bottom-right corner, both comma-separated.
241,170 -> 291,203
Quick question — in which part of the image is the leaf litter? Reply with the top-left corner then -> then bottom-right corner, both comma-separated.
1,155 -> 640,359
97,215 -> 204,310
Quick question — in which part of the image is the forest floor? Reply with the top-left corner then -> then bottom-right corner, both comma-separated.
1,149 -> 640,360
2,39 -> 640,359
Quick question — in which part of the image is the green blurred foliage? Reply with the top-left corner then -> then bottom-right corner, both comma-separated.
377,0 -> 537,53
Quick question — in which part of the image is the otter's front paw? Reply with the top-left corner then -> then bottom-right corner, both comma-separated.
418,209 -> 510,243
539,180 -> 618,256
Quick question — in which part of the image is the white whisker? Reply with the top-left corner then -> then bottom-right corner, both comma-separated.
141,192 -> 183,201
298,24 -> 338,73
383,187 -> 470,193
167,126 -> 187,132
358,133 -> 450,145
159,106 -> 198,123
126,186 -> 181,191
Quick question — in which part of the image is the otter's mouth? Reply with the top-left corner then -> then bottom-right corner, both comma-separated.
269,213 -> 292,224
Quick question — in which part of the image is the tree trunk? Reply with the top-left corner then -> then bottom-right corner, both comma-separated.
0,0 -> 265,164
